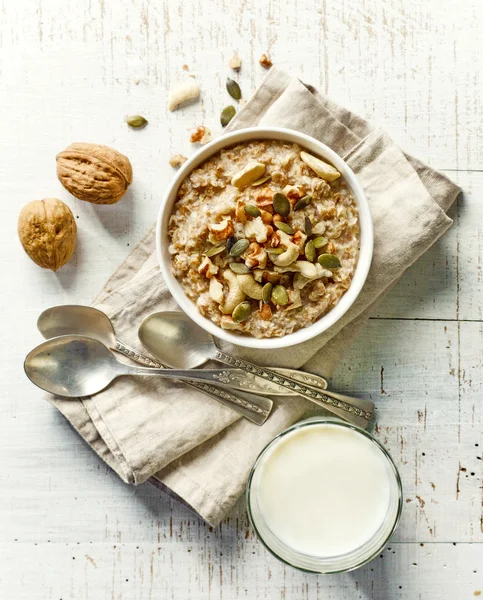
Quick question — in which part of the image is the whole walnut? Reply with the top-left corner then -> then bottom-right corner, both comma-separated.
18,198 -> 77,271
56,142 -> 133,204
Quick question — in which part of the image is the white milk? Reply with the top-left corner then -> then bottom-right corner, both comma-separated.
255,423 -> 392,557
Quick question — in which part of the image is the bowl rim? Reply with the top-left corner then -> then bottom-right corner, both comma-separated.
156,126 -> 373,349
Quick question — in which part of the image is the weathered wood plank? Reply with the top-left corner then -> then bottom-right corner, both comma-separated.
0,542 -> 482,599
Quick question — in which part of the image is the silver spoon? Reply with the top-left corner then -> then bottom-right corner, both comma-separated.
37,305 -> 272,424
139,312 -> 375,430
37,304 -> 329,393
26,336 -> 273,425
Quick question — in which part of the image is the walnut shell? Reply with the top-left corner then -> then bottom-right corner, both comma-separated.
18,198 -> 77,271
56,142 -> 133,204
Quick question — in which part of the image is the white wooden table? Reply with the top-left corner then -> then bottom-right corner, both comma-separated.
1,1 -> 482,597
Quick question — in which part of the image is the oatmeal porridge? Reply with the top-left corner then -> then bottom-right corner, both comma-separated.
168,140 -> 360,338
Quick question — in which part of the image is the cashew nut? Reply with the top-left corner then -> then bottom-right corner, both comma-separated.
237,273 -> 263,300
209,277 -> 224,303
270,243 -> 299,267
220,269 -> 246,314
220,315 -> 243,330
274,261 -> 318,278
293,264 -> 332,289
167,80 -> 200,111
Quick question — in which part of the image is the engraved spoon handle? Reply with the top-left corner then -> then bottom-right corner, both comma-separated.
115,339 -> 271,425
213,350 -> 374,429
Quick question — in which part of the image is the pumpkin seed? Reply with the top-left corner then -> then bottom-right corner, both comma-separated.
229,262 -> 250,274
229,238 -> 250,257
251,175 -> 271,187
232,301 -> 252,322
294,194 -> 312,211
274,221 -> 294,235
126,115 -> 148,128
304,215 -> 312,236
305,240 -> 316,262
313,236 -> 328,249
226,236 -> 237,251
220,105 -> 236,127
205,244 -> 226,258
273,192 -> 291,217
244,204 -> 261,218
226,78 -> 242,100
266,247 -> 285,255
262,282 -> 273,304
318,253 -> 341,269
272,285 -> 289,306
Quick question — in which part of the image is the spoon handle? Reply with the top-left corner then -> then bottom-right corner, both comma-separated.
115,339 -> 272,425
212,350 -> 374,429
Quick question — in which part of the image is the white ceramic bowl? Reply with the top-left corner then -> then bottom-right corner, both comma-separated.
157,127 -> 373,349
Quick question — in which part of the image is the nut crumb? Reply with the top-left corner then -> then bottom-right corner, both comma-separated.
133,77 -> 141,85
190,125 -> 212,145
229,53 -> 242,71
182,64 -> 189,71
259,53 -> 272,69
169,154 -> 188,168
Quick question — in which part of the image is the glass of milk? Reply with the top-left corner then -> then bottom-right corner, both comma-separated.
246,417 -> 403,573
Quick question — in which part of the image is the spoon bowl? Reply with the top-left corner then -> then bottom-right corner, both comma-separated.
25,335 -> 119,397
38,305 -> 117,348
139,311 -> 217,369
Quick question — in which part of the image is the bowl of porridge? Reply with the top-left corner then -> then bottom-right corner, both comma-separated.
157,128 -> 373,349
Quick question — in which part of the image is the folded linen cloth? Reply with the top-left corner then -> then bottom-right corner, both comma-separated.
50,69 -> 460,526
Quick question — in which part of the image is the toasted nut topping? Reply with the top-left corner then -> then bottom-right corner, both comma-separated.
190,125 -> 211,144
169,154 -> 187,168
231,162 -> 266,188
259,53 -> 273,68
318,253 -> 341,268
168,80 -> 200,111
300,151 -> 340,182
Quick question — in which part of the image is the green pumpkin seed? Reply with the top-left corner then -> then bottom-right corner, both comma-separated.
266,247 -> 285,255
229,262 -> 250,274
244,204 -> 261,218
205,245 -> 226,258
304,215 -> 312,236
229,238 -> 250,257
272,285 -> 289,306
251,175 -> 271,187
294,195 -> 312,211
305,240 -> 316,262
232,301 -> 252,322
226,236 -> 237,251
220,105 -> 236,127
313,236 -> 328,249
262,282 -> 273,304
318,253 -> 341,269
273,192 -> 291,217
274,221 -> 294,235
226,78 -> 242,100
126,115 -> 148,128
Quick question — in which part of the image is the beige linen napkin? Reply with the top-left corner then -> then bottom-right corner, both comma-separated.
50,69 -> 460,526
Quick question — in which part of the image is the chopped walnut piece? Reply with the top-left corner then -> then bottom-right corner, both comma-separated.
190,125 -> 212,144
244,242 -> 267,269
198,256 -> 219,279
244,217 -> 270,243
182,64 -> 189,71
228,53 -> 242,71
169,154 -> 188,168
208,217 -> 234,240
259,53 -> 272,68
283,185 -> 303,204
258,303 -> 272,320
255,186 -> 274,209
